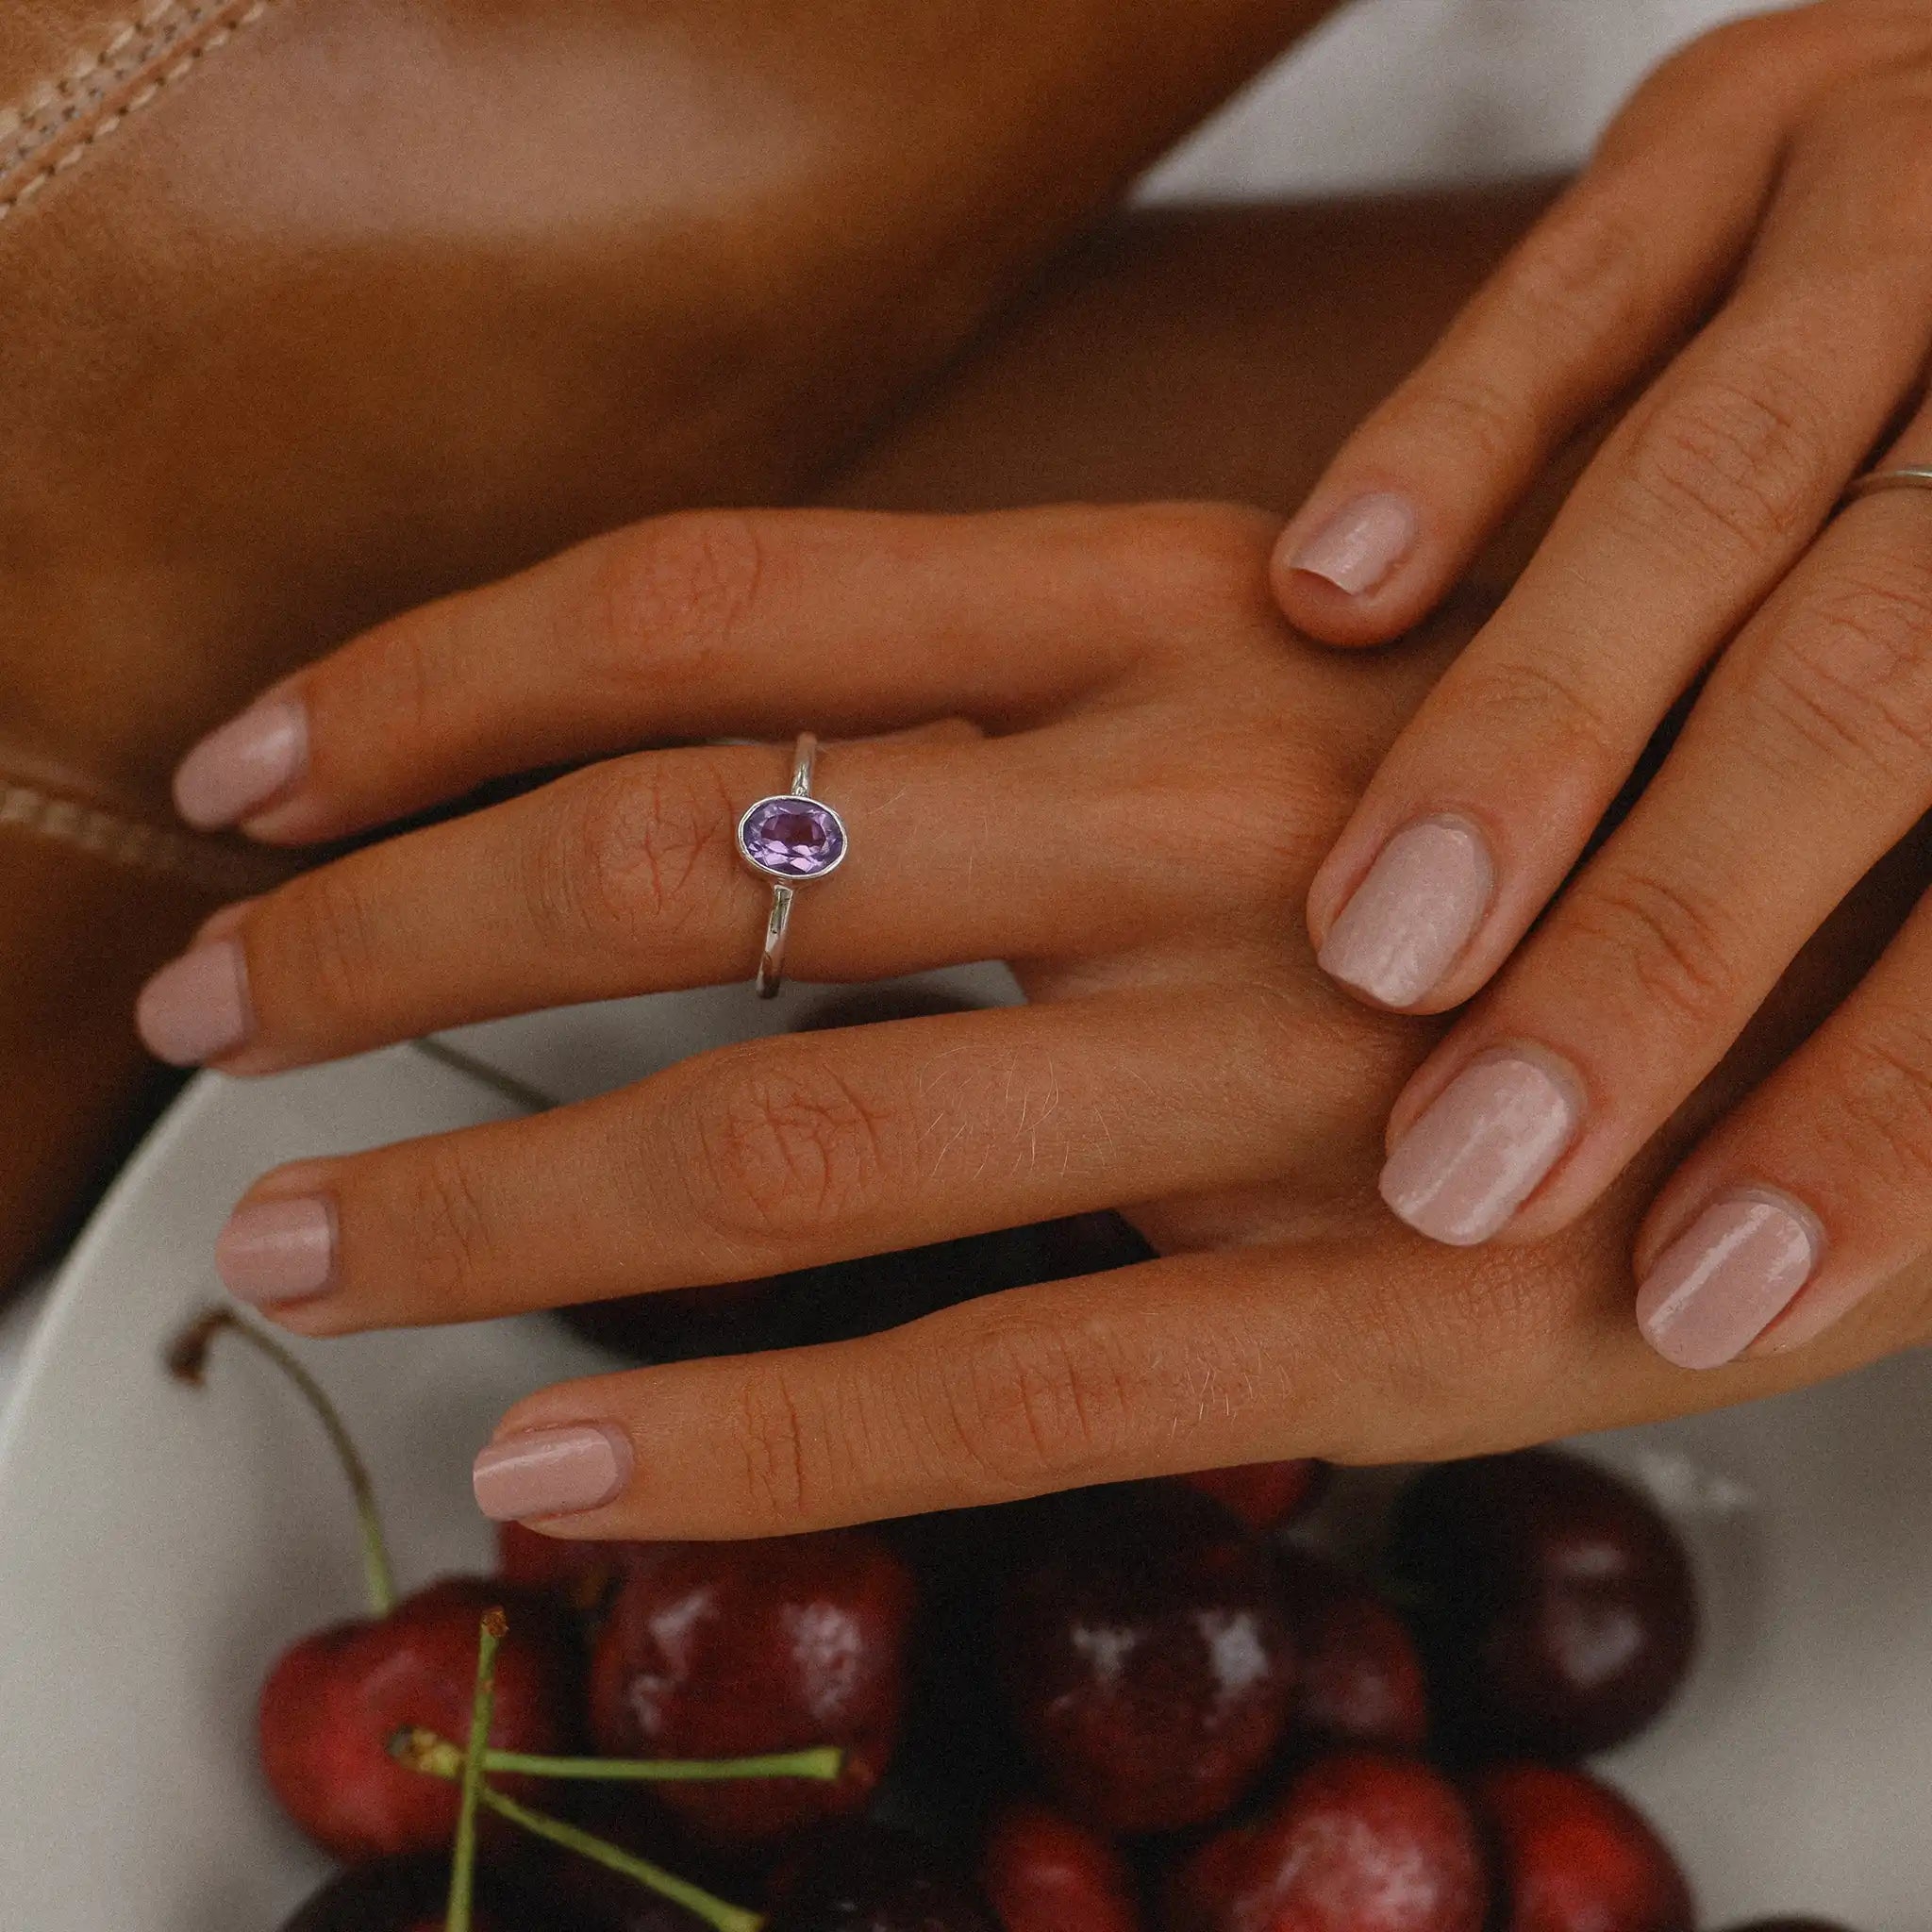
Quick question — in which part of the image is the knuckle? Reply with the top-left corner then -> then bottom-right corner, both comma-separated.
680,1046 -> 906,1242
1448,649 -> 1627,771
1615,363 -> 1829,560
1493,192 -> 1649,362
1749,556 -> 1932,782
278,866 -> 386,1022
723,1359 -> 817,1524
539,758 -> 737,953
1632,10 -> 1788,113
921,1312 -> 1140,1498
392,1140 -> 502,1314
1561,862 -> 1743,1039
1827,1017 -> 1932,1191
1400,366 -> 1524,478
589,509 -> 771,688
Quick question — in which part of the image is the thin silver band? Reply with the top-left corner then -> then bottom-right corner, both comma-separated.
1846,466 -> 1932,503
757,732 -> 819,999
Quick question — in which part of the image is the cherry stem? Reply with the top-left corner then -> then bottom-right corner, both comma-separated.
168,1306 -> 397,1616
397,1731 -> 841,1785
446,1608 -> 506,1932
393,1732 -> 764,1932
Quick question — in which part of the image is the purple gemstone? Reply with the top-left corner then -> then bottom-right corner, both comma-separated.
738,795 -> 848,878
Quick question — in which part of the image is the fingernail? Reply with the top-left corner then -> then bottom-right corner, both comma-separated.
1381,1053 -> 1579,1245
473,1424 -> 634,1522
1289,492 -> 1419,595
135,940 -> 252,1064
216,1196 -> 338,1306
1637,1189 -> 1821,1371
174,697 -> 308,830
1319,816 -> 1493,1008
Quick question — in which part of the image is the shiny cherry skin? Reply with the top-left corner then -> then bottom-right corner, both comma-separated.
980,1801 -> 1141,1932
770,1823 -> 999,1932
1179,1462 -> 1327,1534
590,1530 -> 917,1843
1166,1751 -> 1489,1932
1274,1548 -> 1427,1755
276,1855 -> 545,1930
258,1577 -> 575,1862
998,1486 -> 1296,1833
1389,1450 -> 1697,1758
1473,1764 -> 1693,1932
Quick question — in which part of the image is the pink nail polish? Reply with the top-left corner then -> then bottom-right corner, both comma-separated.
473,1424 -> 634,1522
1320,817 -> 1493,1008
1637,1189 -> 1820,1371
1381,1053 -> 1579,1245
135,940 -> 252,1065
174,697 -> 308,830
216,1197 -> 338,1306
1290,492 -> 1419,596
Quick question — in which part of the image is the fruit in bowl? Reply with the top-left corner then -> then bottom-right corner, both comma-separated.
168,1162 -> 1862,1932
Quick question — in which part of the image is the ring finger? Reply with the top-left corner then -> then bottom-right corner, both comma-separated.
137,719 -> 1260,1074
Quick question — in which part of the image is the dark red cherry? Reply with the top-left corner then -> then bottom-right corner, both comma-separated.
1388,1450 -> 1697,1758
998,1486 -> 1295,1833
545,1790 -> 757,1932
275,1854 -> 545,1930
1179,1462 -> 1327,1533
1473,1763 -> 1693,1932
589,1531 -> 917,1843
980,1801 -> 1141,1932
1274,1548 -> 1427,1754
1166,1751 -> 1488,1932
258,1577 -> 575,1862
495,1519 -> 630,1614
770,1823 -> 999,1932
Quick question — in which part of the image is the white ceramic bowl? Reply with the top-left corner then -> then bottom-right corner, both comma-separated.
0,983 -> 1925,1928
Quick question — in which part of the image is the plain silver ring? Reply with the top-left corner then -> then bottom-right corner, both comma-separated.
734,733 -> 850,999
1845,466 -> 1932,503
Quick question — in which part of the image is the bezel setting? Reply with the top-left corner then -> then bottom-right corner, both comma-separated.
735,793 -> 850,883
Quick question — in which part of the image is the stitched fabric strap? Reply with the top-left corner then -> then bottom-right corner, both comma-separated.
0,777 -> 287,896
0,0 -> 277,223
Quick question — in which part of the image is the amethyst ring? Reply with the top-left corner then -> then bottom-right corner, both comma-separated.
735,732 -> 849,998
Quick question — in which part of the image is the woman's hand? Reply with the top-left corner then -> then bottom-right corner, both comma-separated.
1274,0 -> 1932,1368
141,505 -> 1932,1540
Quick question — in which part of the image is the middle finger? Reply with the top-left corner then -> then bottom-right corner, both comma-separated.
214,982 -> 1393,1336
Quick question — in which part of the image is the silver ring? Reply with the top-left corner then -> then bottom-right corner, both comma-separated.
1846,466 -> 1932,503
734,733 -> 849,999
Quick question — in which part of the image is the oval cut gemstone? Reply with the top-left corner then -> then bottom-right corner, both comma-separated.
738,795 -> 847,878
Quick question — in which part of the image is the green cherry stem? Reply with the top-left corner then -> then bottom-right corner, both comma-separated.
446,1609 -> 506,1932
398,1733 -> 841,1786
392,1732 -> 765,1932
167,1306 -> 397,1615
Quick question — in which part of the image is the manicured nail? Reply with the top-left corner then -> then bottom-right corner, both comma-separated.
473,1424 -> 634,1522
1289,492 -> 1419,595
216,1197 -> 338,1306
1319,816 -> 1493,1008
1637,1189 -> 1821,1371
174,696 -> 308,830
1381,1053 -> 1579,1245
135,940 -> 252,1065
